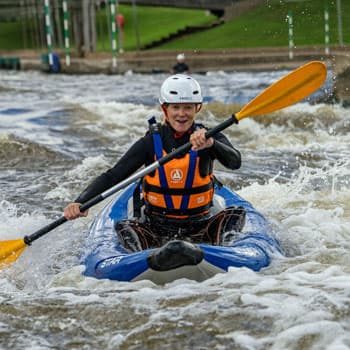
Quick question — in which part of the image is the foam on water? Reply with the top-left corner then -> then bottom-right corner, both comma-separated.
239,158 -> 350,273
37,259 -> 350,349
0,200 -> 49,240
74,101 -> 160,143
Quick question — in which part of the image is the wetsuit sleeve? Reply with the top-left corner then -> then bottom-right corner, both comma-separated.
75,136 -> 153,204
210,133 -> 241,170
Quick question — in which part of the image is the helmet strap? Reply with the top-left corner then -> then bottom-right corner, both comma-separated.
161,104 -> 169,119
196,103 -> 202,113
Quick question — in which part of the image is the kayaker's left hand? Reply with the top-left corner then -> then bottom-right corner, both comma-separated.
190,129 -> 214,151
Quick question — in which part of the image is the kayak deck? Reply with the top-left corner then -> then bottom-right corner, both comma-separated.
82,183 -> 283,283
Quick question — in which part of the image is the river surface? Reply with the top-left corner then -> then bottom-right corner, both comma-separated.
0,67 -> 349,350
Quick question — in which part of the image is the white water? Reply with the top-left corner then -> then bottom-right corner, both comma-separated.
0,69 -> 349,349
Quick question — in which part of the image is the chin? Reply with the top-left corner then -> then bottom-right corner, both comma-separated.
176,123 -> 190,131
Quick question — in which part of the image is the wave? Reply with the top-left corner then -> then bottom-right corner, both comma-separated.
0,134 -> 70,168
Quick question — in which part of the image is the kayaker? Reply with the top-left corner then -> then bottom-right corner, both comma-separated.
64,74 -> 245,251
171,53 -> 190,74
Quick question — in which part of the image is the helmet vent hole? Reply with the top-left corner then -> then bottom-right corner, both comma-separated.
169,91 -> 178,95
193,91 -> 199,95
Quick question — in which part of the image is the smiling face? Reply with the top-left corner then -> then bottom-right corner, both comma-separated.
163,103 -> 200,133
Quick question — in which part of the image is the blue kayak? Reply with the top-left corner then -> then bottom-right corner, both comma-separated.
82,183 -> 283,284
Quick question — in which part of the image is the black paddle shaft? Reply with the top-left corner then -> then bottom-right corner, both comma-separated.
23,193 -> 106,245
23,115 -> 238,245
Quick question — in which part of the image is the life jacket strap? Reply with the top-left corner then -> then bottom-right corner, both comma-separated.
143,180 -> 213,195
145,203 -> 212,217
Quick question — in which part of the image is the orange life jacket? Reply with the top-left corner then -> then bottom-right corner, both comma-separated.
142,122 -> 214,218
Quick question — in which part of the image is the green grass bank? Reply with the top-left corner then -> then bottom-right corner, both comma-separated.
0,0 -> 348,52
157,0 -> 350,50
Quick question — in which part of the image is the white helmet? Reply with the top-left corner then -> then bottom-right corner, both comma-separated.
176,53 -> 185,62
159,74 -> 202,104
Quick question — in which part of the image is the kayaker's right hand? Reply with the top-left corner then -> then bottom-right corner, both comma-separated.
64,203 -> 88,220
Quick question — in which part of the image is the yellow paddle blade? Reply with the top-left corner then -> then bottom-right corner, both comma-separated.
0,239 -> 27,268
236,61 -> 327,120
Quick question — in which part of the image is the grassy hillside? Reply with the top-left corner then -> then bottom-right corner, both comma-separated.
0,1 -> 348,51
0,6 -> 216,51
158,0 -> 350,49
97,6 -> 216,51
0,22 -> 26,50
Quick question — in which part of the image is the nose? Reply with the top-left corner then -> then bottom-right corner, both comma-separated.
178,106 -> 187,114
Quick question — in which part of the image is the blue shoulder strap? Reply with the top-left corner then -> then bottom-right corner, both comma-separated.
180,149 -> 197,210
148,117 -> 174,209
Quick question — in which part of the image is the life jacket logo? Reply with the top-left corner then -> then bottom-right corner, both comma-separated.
170,169 -> 183,182
149,194 -> 158,203
197,196 -> 205,204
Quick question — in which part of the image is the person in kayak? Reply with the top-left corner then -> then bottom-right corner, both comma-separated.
64,74 -> 245,251
171,53 -> 190,74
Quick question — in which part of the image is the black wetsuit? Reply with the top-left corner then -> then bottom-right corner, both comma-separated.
172,62 -> 189,74
76,122 -> 241,204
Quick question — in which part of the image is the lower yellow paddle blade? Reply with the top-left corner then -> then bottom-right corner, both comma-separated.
0,239 -> 27,268
236,61 -> 327,120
